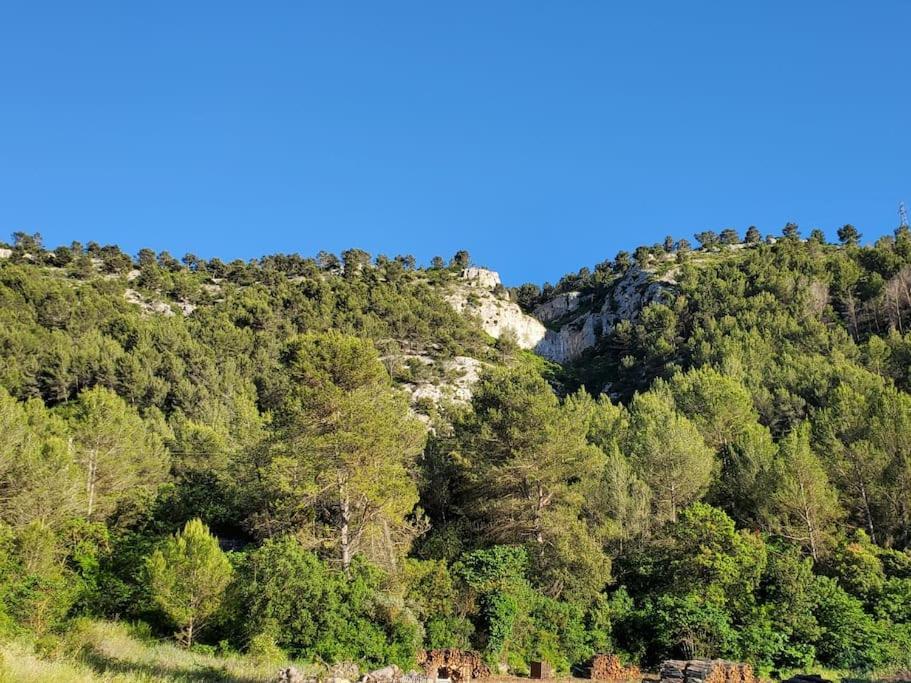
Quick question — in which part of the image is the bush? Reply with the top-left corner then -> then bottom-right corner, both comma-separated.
232,536 -> 418,669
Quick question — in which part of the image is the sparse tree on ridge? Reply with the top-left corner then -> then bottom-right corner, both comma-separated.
719,228 -> 740,245
450,250 -> 471,269
695,230 -> 719,249
838,224 -> 861,246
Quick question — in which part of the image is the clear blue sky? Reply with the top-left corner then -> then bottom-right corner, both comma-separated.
1,2 -> 909,285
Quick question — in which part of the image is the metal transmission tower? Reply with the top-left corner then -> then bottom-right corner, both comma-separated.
901,201 -> 909,228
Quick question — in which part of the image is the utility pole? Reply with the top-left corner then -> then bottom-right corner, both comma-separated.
901,201 -> 909,229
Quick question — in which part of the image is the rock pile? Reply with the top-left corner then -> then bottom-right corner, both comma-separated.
586,654 -> 641,681
275,667 -> 310,683
361,665 -> 403,683
329,662 -> 360,682
659,660 -> 754,683
418,649 -> 490,681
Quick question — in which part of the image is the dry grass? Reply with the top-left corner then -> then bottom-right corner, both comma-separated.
0,620 -> 313,682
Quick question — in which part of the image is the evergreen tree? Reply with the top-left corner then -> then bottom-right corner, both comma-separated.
626,391 -> 714,523
765,424 -> 841,560
266,332 -> 426,572
456,368 -> 610,600
837,224 -> 861,246
719,228 -> 740,245
694,231 -> 719,249
782,222 -> 801,240
67,387 -> 169,521
146,518 -> 233,646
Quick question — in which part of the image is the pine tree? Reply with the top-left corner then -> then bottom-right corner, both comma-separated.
837,224 -> 861,246
267,332 -> 426,572
456,368 -> 609,599
766,424 -> 841,560
146,518 -> 233,647
68,386 -> 169,521
626,391 -> 714,523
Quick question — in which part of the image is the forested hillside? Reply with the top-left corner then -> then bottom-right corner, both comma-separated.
3,224 -> 911,677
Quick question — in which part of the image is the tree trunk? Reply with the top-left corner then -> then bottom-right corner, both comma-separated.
800,479 -> 818,561
855,464 -> 877,544
339,478 -> 351,575
669,482 -> 678,523
534,483 -> 546,545
86,448 -> 97,519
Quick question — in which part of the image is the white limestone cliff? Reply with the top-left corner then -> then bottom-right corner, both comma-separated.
533,266 -> 674,363
445,268 -> 547,350
443,265 -> 673,366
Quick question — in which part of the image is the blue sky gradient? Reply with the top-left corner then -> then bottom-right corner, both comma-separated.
1,2 -> 909,284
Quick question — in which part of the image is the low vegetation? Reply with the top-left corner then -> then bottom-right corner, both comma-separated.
0,619 -> 312,682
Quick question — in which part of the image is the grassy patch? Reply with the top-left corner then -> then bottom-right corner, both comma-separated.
0,620 -> 315,683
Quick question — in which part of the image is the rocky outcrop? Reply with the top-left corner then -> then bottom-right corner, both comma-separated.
362,665 -> 403,683
124,288 -> 176,317
275,667 -> 309,683
535,313 -> 601,362
445,265 -> 672,365
399,356 -> 484,406
532,291 -> 582,323
532,266 -> 673,363
124,288 -> 196,317
445,269 -> 546,350
460,267 -> 501,289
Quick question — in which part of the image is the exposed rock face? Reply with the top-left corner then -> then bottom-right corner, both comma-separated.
124,288 -> 196,317
0,248 -> 11,259
399,356 -> 484,406
444,265 -> 672,365
329,662 -> 360,681
535,313 -> 601,362
124,288 -> 175,317
533,266 -> 673,363
460,267 -> 501,289
445,269 -> 546,350
532,291 -> 582,323
275,667 -> 309,683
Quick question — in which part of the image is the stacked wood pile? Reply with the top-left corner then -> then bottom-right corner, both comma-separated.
659,660 -> 754,683
586,654 -> 642,681
418,649 -> 490,682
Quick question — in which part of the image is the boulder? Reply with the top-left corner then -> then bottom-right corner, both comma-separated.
276,667 -> 306,683
330,662 -> 361,681
362,665 -> 403,683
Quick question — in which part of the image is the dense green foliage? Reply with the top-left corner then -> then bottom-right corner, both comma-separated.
4,228 -> 911,674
